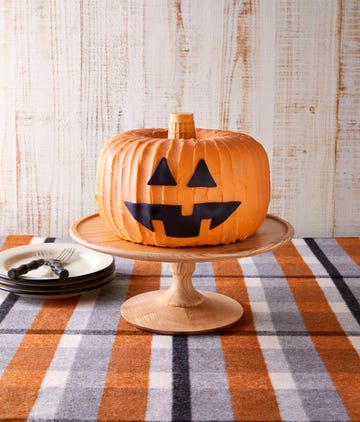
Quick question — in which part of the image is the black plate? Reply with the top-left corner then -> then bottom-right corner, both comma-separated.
0,262 -> 115,287
0,273 -> 115,298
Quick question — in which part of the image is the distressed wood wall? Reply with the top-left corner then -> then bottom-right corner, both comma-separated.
0,0 -> 359,238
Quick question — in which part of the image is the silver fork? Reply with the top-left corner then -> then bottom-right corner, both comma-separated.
8,247 -> 75,280
37,248 -> 75,280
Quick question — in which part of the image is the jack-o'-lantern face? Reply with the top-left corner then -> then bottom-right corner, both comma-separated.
96,122 -> 270,247
125,158 -> 241,238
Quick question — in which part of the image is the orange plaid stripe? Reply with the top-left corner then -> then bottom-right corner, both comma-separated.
336,238 -> 360,266
0,297 -> 79,419
213,259 -> 281,421
0,234 -> 79,419
97,260 -> 161,421
1,235 -> 33,251
274,242 -> 360,421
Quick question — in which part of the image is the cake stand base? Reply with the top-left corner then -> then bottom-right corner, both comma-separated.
70,213 -> 293,335
121,261 -> 243,335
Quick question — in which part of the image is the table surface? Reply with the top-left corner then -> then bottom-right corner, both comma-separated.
0,234 -> 359,421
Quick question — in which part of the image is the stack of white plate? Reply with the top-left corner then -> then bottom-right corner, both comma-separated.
0,243 -> 115,298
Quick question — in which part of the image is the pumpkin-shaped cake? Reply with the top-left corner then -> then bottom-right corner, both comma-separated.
95,113 -> 270,247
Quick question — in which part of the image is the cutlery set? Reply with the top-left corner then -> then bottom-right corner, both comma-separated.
7,247 -> 75,279
0,243 -> 115,298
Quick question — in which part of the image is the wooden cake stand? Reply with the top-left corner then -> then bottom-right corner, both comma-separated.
70,214 -> 293,335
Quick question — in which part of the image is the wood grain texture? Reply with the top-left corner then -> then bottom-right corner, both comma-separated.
0,1 -> 17,234
0,0 -> 359,237
271,0 -> 340,236
335,0 -> 360,236
69,213 -> 294,262
120,287 -> 244,335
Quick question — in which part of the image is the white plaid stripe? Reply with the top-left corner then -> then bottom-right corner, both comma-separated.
240,255 -> 323,421
29,237 -> 47,244
250,301 -> 271,313
189,262 -> 233,421
41,370 -> 69,387
151,333 -> 172,349
58,334 -> 82,348
257,335 -> 282,349
148,371 -> 172,389
349,336 -> 360,353
269,372 -> 297,390
29,294 -> 99,420
145,267 -> 173,421
329,301 -> 353,313
242,257 -> 276,332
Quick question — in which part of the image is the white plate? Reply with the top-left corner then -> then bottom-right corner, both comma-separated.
0,243 -> 114,280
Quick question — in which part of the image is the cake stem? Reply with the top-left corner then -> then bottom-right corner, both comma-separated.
168,112 -> 196,139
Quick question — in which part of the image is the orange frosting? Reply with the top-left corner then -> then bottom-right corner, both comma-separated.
95,124 -> 270,247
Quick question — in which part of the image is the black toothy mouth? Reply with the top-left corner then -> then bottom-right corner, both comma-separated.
124,201 -> 241,238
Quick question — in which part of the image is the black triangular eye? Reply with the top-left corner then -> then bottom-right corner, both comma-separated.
187,159 -> 217,187
147,158 -> 177,186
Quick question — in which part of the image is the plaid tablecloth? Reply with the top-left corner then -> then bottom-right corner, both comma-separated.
0,235 -> 359,422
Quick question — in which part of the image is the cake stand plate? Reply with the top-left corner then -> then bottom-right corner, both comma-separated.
70,214 -> 294,335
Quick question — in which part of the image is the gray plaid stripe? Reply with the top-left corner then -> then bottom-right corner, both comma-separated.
240,255 -> 307,421
188,262 -> 233,422
314,238 -> 360,277
253,253 -> 348,421
293,239 -> 360,334
29,269 -> 131,419
0,293 -> 19,324
146,262 -> 234,421
305,239 -> 360,326
0,237 -> 49,377
246,252 -> 350,421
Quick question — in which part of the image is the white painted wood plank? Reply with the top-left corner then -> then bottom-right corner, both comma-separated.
80,0 -> 127,216
2,1 -> 82,236
335,0 -> 360,236
245,0 -> 277,166
122,0 -> 145,129
142,0 -> 276,157
0,1 -> 17,234
270,0 -> 340,237
216,0 -> 277,164
46,1 -> 82,235
140,0 -> 225,129
218,0 -> 253,132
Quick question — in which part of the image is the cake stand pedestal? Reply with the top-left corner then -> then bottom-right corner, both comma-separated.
70,214 -> 293,335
